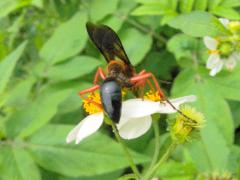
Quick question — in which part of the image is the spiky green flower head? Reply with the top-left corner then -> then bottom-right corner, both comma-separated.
170,106 -> 205,144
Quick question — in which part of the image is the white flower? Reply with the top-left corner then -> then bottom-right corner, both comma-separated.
66,94 -> 197,143
219,18 -> 230,28
66,112 -> 104,144
204,37 -> 239,76
117,95 -> 197,139
225,52 -> 240,70
204,18 -> 239,76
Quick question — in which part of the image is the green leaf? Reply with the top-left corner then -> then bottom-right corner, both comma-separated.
0,41 -> 27,95
229,101 -> 240,128
171,68 -> 234,171
57,81 -> 92,114
168,0 -> 179,10
102,0 -> 136,32
155,160 -> 197,179
137,51 -> 176,79
167,34 -> 198,60
194,0 -> 208,10
208,66 -> 240,101
167,34 -> 207,68
120,28 -> 152,65
4,76 -> 35,107
0,146 -> 41,180
186,125 -> 230,172
131,3 -> 166,16
226,145 -> 240,173
0,0 -> 18,18
58,170 -> 123,180
211,6 -> 240,20
48,56 -> 101,82
0,0 -> 30,18
89,0 -> 119,22
133,0 -> 161,4
31,0 -> 43,8
220,0 -> 240,7
179,0 -> 195,13
40,12 -> 87,65
208,0 -> 223,10
28,125 -> 150,177
168,11 -> 231,37
6,89 -> 72,138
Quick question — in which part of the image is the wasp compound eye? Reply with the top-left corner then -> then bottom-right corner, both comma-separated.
100,77 -> 122,123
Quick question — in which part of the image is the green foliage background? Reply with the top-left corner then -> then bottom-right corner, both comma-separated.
0,0 -> 240,179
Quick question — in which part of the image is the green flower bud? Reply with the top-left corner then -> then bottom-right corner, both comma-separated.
170,106 -> 205,144
229,21 -> 240,33
218,42 -> 233,56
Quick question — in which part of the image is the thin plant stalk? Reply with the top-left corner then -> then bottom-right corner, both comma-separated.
149,120 -> 160,169
143,143 -> 177,180
109,119 -> 141,179
148,116 -> 161,170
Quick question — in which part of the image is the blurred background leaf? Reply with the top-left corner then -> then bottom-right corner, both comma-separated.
0,0 -> 239,179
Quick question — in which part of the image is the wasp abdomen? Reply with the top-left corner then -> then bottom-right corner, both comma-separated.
100,77 -> 122,123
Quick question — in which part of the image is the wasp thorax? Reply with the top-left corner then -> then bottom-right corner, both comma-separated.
107,60 -> 126,75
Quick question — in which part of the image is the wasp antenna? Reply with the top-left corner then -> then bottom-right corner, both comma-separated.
164,98 -> 195,123
159,79 -> 172,84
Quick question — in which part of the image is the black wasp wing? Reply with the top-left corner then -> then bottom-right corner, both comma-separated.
86,22 -> 132,66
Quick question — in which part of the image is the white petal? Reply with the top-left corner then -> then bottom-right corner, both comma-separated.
206,54 -> 221,69
117,116 -> 152,139
158,95 -> 197,113
225,54 -> 237,70
66,112 -> 104,144
203,36 -> 218,50
209,60 -> 224,76
121,99 -> 160,118
219,18 -> 230,28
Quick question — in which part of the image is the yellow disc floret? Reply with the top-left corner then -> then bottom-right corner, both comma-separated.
121,88 -> 127,97
83,93 -> 102,114
229,21 -> 240,32
170,106 -> 205,144
144,90 -> 161,102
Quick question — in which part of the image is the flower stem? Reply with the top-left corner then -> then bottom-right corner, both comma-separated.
118,173 -> 137,180
148,116 -> 160,170
142,142 -> 177,180
110,121 -> 141,179
125,18 -> 167,44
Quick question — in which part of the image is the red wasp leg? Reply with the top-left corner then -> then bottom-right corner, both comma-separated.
134,69 -> 147,87
78,85 -> 102,109
130,72 -> 165,98
145,79 -> 155,92
137,69 -> 147,75
93,67 -> 106,85
78,85 -> 100,99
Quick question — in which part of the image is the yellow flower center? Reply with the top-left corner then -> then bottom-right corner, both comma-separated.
144,90 -> 161,102
83,93 -> 102,114
208,49 -> 219,54
82,90 -> 127,114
